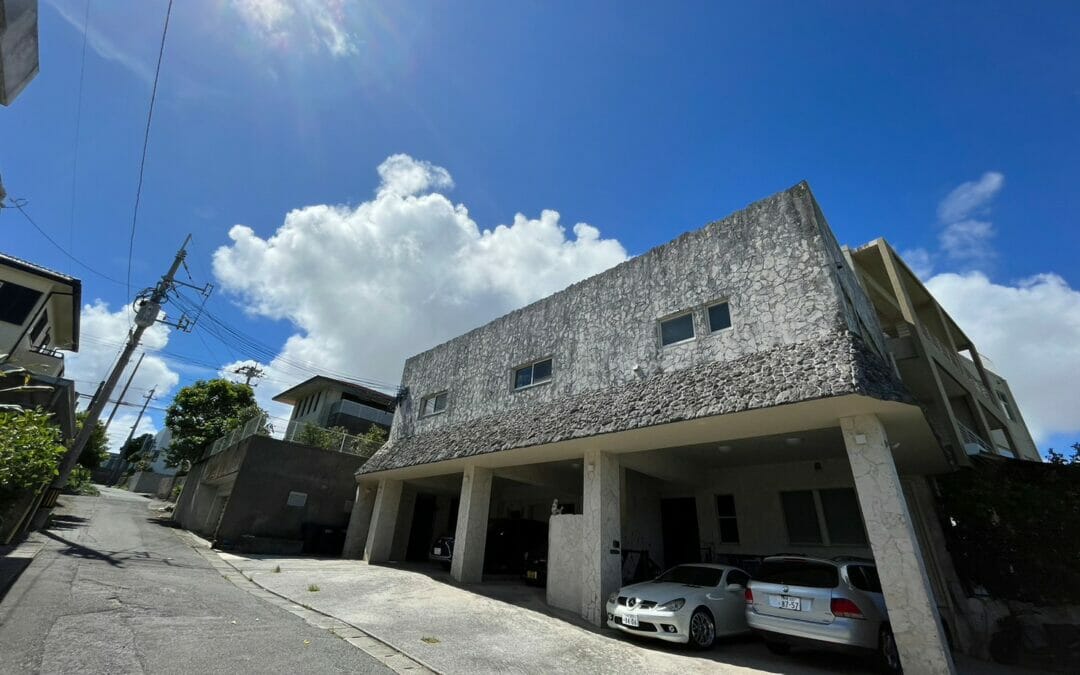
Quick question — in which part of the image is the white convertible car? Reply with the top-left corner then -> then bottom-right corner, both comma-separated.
606,563 -> 751,648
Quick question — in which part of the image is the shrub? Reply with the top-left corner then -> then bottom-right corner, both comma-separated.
0,409 -> 66,490
64,466 -> 99,495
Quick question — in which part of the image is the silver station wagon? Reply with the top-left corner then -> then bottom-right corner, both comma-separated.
745,555 -> 901,673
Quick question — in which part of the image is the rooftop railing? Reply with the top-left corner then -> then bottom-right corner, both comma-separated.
203,414 -> 382,460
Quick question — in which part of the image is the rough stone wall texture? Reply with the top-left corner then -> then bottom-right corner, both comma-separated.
546,514 -> 584,614
365,182 -> 905,474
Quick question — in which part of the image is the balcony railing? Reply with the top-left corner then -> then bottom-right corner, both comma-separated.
915,324 -> 992,400
328,399 -> 394,427
6,343 -> 65,378
958,421 -> 993,456
203,414 -> 382,460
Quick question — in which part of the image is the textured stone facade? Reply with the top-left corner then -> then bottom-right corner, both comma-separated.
363,182 -> 902,474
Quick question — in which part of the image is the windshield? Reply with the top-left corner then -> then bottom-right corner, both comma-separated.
654,565 -> 722,587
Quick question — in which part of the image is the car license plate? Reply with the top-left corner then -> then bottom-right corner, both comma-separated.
769,595 -> 802,611
433,547 -> 442,555
526,571 -> 538,580
621,615 -> 639,627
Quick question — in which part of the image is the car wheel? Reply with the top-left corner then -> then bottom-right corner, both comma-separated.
688,608 -> 715,649
878,626 -> 902,674
765,641 -> 790,655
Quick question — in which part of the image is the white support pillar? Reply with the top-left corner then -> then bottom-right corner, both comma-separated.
840,415 -> 955,675
582,450 -> 621,626
451,466 -> 492,583
364,479 -> 403,563
342,481 -> 378,559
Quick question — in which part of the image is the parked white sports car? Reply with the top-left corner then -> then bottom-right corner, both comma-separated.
606,564 -> 751,648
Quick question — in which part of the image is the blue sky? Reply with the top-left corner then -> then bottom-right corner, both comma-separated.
2,1 -> 1078,454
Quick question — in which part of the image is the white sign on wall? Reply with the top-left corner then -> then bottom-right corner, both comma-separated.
287,491 -> 308,507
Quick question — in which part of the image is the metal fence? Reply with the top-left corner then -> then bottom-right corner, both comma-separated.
203,414 -> 381,459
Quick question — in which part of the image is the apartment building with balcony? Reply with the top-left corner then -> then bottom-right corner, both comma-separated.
342,182 -> 1042,673
273,375 -> 395,440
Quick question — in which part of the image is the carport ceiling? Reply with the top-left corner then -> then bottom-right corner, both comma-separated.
630,426 -> 847,470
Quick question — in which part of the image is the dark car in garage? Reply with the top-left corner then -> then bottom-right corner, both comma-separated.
430,518 -> 548,580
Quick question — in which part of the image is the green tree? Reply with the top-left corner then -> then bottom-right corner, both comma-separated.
75,411 -> 109,470
357,425 -> 388,455
1046,442 -> 1080,465
296,422 -> 350,450
0,409 -> 66,490
164,379 -> 264,467
121,433 -> 154,462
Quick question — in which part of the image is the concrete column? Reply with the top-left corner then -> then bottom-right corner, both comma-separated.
364,479 -> 403,563
451,466 -> 492,583
342,482 -> 378,559
582,450 -> 621,626
840,415 -> 955,675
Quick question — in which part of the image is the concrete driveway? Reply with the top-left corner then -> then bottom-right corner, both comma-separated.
216,555 -> 882,675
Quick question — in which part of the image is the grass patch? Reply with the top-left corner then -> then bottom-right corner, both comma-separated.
421,636 -> 440,644
307,584 -> 320,592
272,565 -> 281,573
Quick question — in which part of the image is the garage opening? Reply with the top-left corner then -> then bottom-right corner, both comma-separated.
405,493 -> 437,561
660,497 -> 700,567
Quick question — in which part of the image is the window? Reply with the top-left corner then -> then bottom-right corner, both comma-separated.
655,565 -> 724,586
30,311 -> 48,344
781,491 -> 823,544
659,312 -> 695,346
997,391 -> 1015,422
0,281 -> 42,326
707,302 -> 732,332
513,358 -> 552,390
819,488 -> 868,546
781,488 -> 868,547
716,494 -> 740,543
756,559 -> 840,589
726,569 -> 750,588
421,391 -> 448,417
847,565 -> 882,593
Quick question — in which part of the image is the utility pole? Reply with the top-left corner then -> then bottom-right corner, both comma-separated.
232,363 -> 264,387
104,351 -> 145,432
121,387 -> 156,451
45,236 -> 195,502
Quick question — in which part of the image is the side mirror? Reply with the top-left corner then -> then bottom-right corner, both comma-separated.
726,583 -> 743,592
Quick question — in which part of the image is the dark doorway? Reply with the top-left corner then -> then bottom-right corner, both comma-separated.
660,497 -> 701,568
406,493 -> 437,561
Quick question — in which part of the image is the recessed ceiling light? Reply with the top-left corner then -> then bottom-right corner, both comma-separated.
784,437 -> 802,446
717,445 -> 732,453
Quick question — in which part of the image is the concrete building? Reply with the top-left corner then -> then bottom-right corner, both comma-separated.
273,375 -> 395,441
0,251 -> 80,543
0,0 -> 39,106
344,183 -> 1040,674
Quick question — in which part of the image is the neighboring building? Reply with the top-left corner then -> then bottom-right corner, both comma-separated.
0,251 -> 80,543
0,0 -> 39,106
344,183 -> 1037,673
174,382 -> 389,555
123,428 -> 179,497
273,375 -> 395,440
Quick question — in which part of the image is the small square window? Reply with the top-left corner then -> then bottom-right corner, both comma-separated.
660,313 -> 695,346
421,391 -> 448,417
708,302 -> 732,332
513,358 -> 553,390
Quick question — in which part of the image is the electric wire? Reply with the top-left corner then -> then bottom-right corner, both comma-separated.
126,0 -> 174,302
4,199 -> 127,286
69,0 -> 92,250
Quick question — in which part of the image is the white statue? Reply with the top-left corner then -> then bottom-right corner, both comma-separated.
551,498 -> 564,515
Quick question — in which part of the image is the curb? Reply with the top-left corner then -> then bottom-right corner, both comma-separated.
0,536 -> 46,601
170,528 -> 440,674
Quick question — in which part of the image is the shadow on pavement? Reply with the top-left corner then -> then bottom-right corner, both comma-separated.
46,514 -> 89,531
40,530 -> 125,567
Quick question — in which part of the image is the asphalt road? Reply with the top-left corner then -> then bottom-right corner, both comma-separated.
0,488 -> 392,675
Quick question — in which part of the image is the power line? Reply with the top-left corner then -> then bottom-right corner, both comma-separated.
3,198 -> 126,286
69,0 -> 92,250
126,0 -> 174,301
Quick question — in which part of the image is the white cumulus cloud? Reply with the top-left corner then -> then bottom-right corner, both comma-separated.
926,272 -> 1080,444
64,301 -> 181,451
937,171 -> 1005,224
212,154 -> 628,403
232,0 -> 358,56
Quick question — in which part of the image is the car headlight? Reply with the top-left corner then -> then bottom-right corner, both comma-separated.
608,591 -> 619,604
656,598 -> 685,611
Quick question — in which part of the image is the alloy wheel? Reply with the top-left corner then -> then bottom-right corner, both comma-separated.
690,610 -> 715,649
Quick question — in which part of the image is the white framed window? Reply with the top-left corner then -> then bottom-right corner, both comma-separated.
513,358 -> 553,390
659,312 -> 695,347
780,488 -> 867,547
996,391 -> 1015,422
420,391 -> 449,417
707,301 -> 732,332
